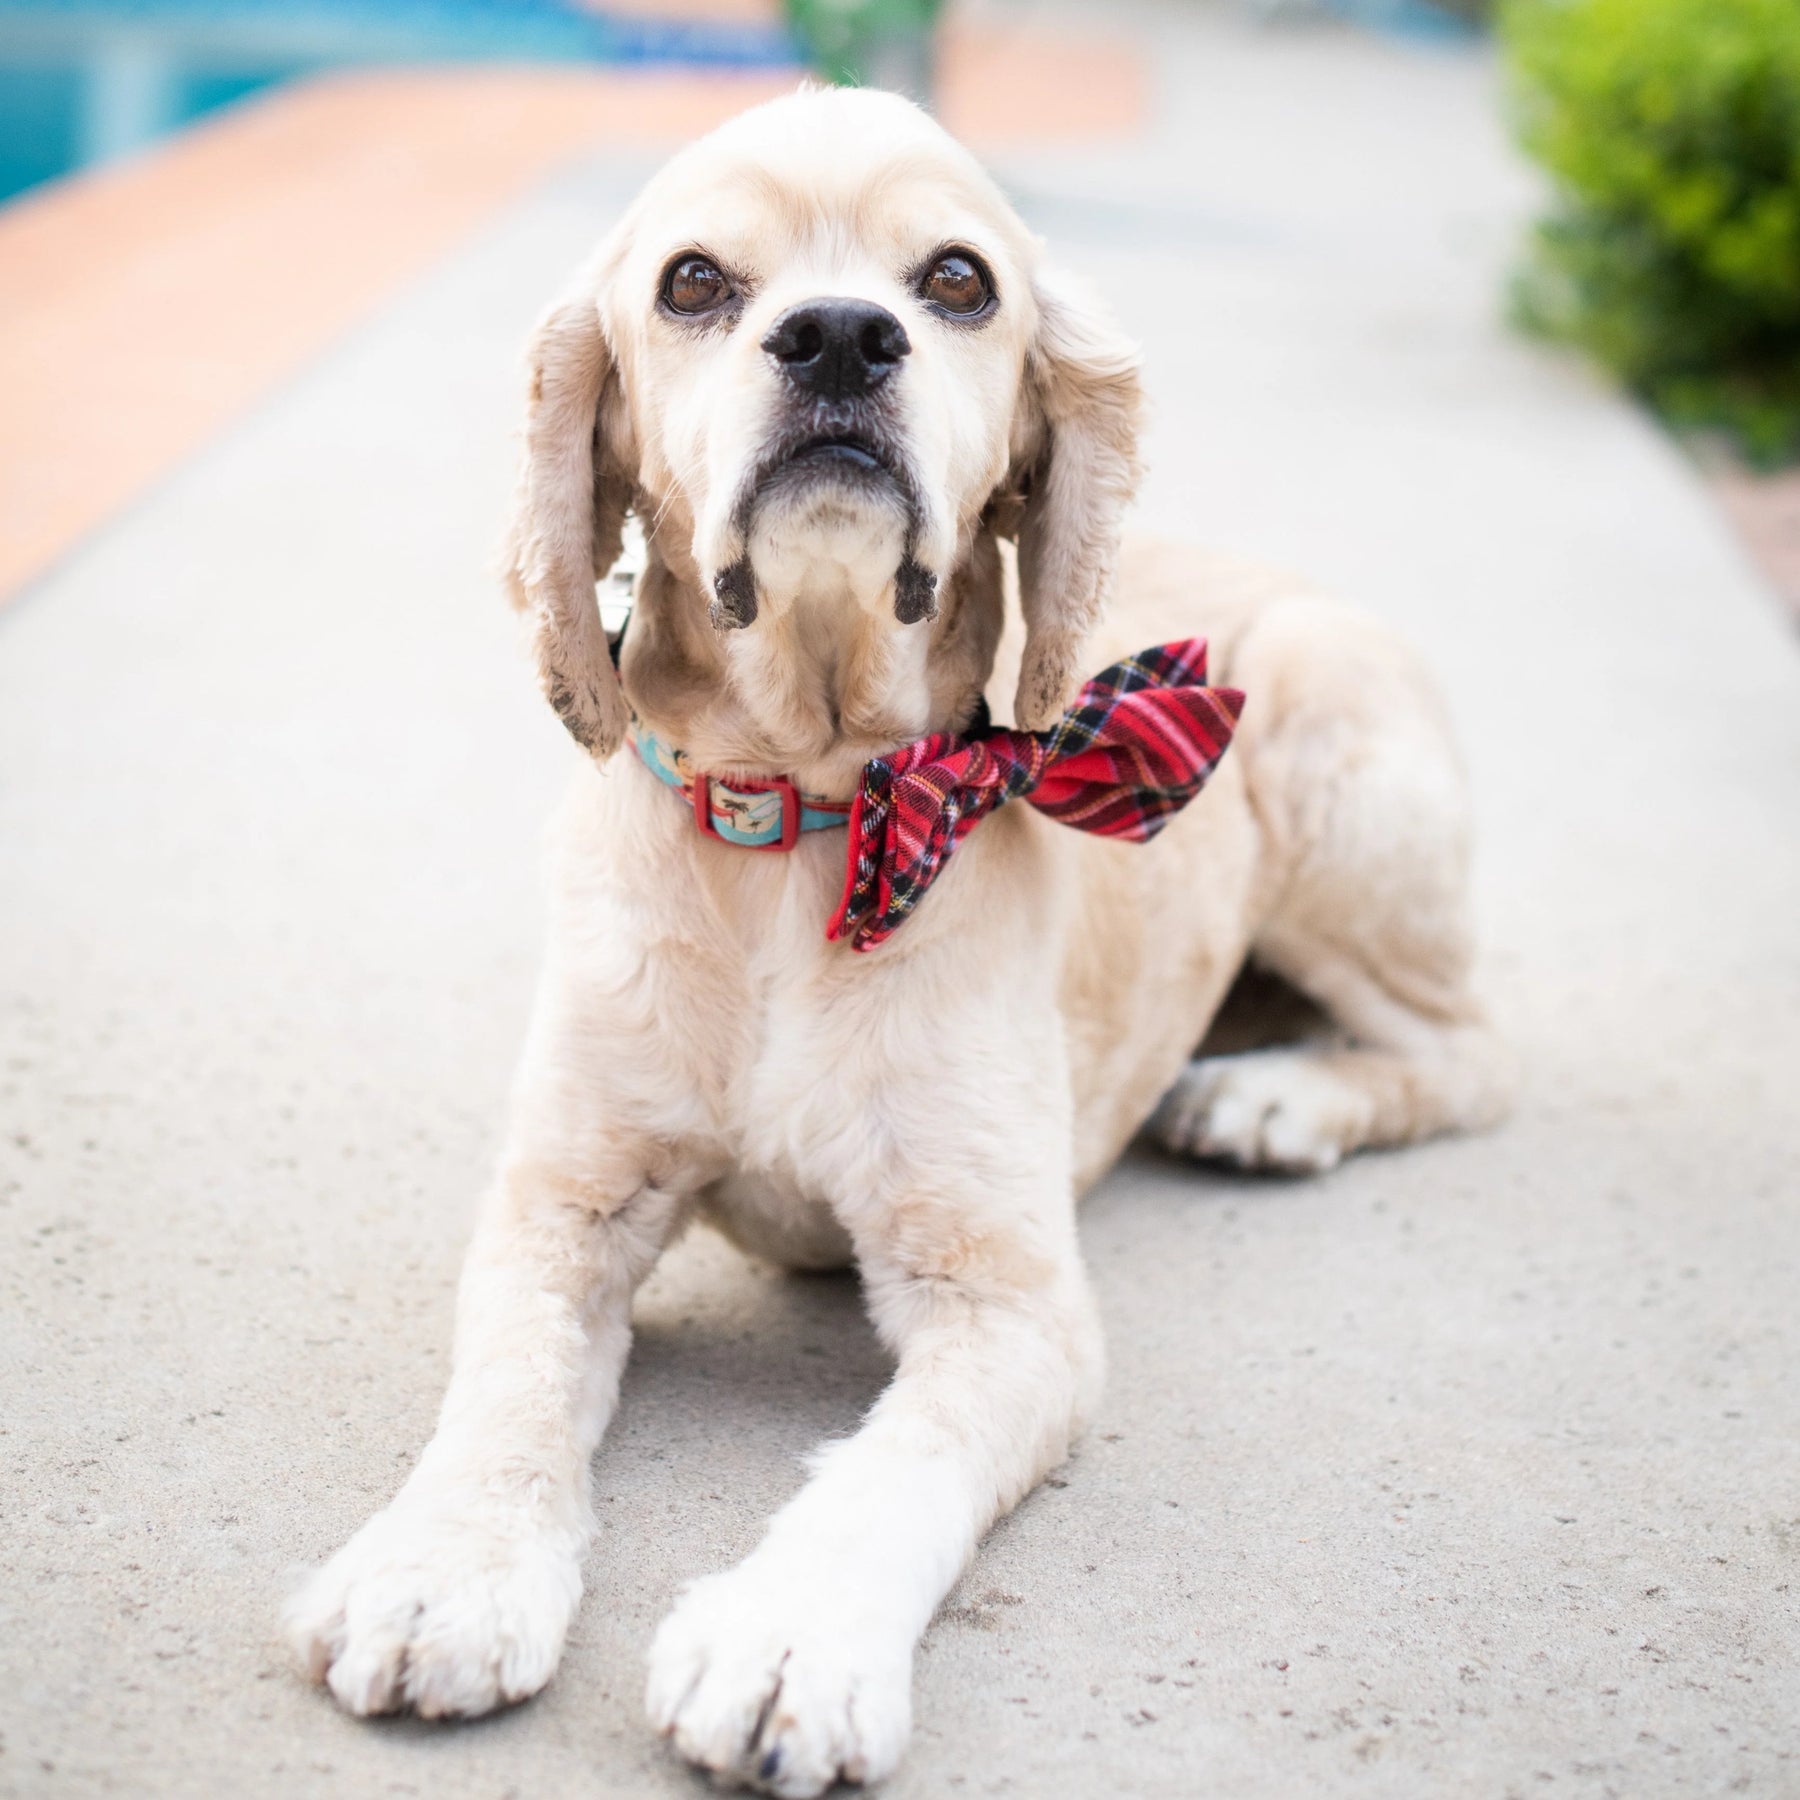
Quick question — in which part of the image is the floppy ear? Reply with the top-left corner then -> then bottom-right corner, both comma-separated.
502,295 -> 633,761
1011,271 -> 1144,729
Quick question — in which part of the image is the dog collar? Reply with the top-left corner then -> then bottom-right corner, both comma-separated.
628,723 -> 853,851
606,613 -> 1243,950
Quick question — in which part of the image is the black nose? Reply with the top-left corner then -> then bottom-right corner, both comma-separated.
762,299 -> 910,401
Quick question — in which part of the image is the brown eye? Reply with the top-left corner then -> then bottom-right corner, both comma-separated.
920,251 -> 992,316
664,255 -> 732,316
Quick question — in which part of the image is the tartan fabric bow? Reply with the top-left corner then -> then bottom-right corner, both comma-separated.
827,639 -> 1245,952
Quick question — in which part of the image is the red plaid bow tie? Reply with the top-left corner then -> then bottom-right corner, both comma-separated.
827,639 -> 1245,952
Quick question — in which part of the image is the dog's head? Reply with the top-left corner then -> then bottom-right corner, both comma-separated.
504,86 -> 1141,761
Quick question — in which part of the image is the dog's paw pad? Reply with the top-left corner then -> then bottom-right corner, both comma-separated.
1153,1051 -> 1371,1174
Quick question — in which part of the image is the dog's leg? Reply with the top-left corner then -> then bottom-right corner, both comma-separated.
1149,733 -> 1518,1173
285,1014 -> 688,1716
1152,972 -> 1515,1174
1154,594 -> 1516,1175
646,1117 -> 1100,1798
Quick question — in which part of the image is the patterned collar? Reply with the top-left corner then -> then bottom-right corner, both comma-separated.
611,604 -> 855,851
608,614 -> 1243,949
628,723 -> 852,851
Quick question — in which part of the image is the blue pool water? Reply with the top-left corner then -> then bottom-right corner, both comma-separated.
0,0 -> 799,205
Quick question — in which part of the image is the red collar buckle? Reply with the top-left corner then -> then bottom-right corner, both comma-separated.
691,772 -> 803,852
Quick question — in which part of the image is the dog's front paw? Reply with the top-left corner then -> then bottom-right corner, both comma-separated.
284,1495 -> 583,1719
646,1558 -> 912,1798
1154,1049 -> 1373,1174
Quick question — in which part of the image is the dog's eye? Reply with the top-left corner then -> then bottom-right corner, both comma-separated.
664,256 -> 733,316
919,251 -> 992,316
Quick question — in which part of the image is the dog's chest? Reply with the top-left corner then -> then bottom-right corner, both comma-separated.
718,963 -> 867,1185
688,950 -> 887,1267
686,872 -> 917,1199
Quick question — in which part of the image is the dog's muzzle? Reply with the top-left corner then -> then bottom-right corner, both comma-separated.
708,296 -> 937,630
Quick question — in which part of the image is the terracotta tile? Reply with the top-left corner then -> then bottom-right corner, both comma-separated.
938,21 -> 1147,147
1709,465 -> 1800,627
0,66 -> 793,605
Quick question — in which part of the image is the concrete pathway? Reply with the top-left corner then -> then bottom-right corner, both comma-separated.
4,7 -> 1797,1797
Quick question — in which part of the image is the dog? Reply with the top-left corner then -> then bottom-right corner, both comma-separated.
284,84 -> 1513,1797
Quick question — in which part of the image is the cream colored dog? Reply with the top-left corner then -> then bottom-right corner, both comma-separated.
285,86 -> 1513,1796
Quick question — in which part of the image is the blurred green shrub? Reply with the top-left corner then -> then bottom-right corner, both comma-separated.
785,0 -> 943,95
1501,0 -> 1800,464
